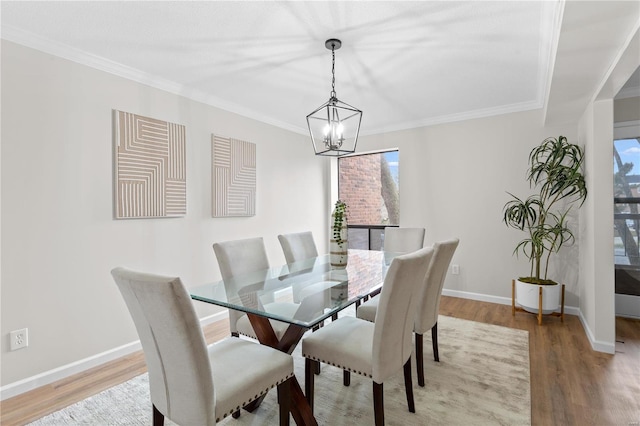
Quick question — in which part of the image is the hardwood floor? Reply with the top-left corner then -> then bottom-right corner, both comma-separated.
1,296 -> 638,425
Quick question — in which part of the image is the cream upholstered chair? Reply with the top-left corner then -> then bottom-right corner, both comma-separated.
357,238 -> 459,387
302,247 -> 434,426
111,267 -> 294,426
362,227 -> 425,303
213,237 -> 297,340
278,231 -> 319,264
278,231 -> 320,303
383,227 -> 425,253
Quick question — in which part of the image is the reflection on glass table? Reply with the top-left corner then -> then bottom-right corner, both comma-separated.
190,249 -> 397,329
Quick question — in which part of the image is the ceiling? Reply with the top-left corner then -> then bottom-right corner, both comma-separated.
2,1 -> 639,136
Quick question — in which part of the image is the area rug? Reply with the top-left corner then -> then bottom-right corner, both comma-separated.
29,315 -> 530,425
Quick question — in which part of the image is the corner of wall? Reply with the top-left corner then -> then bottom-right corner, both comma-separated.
577,308 -> 616,354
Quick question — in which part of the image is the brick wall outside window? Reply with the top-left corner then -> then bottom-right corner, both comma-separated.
338,154 -> 384,225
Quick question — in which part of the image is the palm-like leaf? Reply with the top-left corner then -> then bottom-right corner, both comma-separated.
503,136 -> 587,283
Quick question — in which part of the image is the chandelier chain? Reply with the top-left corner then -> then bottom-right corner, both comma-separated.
331,45 -> 336,99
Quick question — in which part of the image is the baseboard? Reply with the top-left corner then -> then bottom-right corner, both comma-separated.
577,310 -> 616,354
442,289 -> 617,354
0,310 -> 228,401
441,288 -> 581,316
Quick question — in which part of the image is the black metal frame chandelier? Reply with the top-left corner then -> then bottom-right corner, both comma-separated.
306,39 -> 362,157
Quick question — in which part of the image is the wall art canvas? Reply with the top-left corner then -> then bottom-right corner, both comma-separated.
212,134 -> 256,217
114,110 -> 186,219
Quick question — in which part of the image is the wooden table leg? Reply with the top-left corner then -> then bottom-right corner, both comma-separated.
244,313 -> 318,425
290,375 -> 318,426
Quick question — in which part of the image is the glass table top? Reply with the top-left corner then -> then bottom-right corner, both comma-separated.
190,249 -> 400,329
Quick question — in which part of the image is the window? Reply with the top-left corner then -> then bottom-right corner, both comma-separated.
338,150 -> 399,250
614,136 -> 640,298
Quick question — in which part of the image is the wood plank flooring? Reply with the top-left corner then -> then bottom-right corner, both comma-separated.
1,296 -> 639,425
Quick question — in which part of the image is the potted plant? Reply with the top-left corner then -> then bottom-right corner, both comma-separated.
503,136 -> 587,315
330,200 -> 348,268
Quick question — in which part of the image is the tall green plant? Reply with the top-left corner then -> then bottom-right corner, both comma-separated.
503,136 -> 587,284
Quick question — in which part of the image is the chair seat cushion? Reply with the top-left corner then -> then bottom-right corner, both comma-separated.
302,316 -> 374,378
235,302 -> 299,340
356,295 -> 379,322
209,337 -> 294,421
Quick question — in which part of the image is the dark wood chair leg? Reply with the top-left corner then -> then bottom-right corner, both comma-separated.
415,333 -> 425,387
277,377 -> 292,426
152,404 -> 164,426
231,331 -> 239,337
232,410 -> 240,419
331,313 -> 338,321
305,358 -> 316,413
373,382 -> 384,426
403,359 -> 415,413
431,322 -> 439,362
343,370 -> 351,386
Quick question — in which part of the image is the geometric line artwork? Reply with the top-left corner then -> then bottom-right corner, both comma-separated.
212,134 -> 256,217
114,110 -> 186,218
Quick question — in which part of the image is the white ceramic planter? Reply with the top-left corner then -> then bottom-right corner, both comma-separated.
330,240 -> 348,268
515,279 -> 562,314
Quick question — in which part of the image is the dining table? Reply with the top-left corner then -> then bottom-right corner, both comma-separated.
190,249 -> 400,426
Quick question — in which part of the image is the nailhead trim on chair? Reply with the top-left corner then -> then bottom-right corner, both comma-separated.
302,354 -> 373,378
215,373 -> 294,422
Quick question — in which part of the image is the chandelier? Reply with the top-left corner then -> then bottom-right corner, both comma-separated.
306,39 -> 362,157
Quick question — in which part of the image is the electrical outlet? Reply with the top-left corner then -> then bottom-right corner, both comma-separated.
452,264 -> 460,275
10,328 -> 28,351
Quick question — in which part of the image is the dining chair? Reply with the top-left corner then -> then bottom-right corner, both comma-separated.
213,237 -> 297,340
383,227 -> 425,253
363,226 -> 425,303
301,247 -> 434,426
357,238 -> 460,387
111,267 -> 294,426
278,231 -> 319,303
278,231 -> 319,264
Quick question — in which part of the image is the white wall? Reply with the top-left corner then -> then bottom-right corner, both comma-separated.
0,40 -> 329,387
356,110 -> 578,304
578,100 -> 616,352
576,23 -> 640,352
615,96 -> 640,122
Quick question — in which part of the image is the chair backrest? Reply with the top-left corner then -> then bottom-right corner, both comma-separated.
213,237 -> 270,280
371,246 -> 434,383
383,227 -> 425,253
414,238 -> 460,334
111,267 -> 215,426
278,231 -> 319,264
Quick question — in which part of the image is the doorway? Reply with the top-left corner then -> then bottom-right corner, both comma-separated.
614,120 -> 640,318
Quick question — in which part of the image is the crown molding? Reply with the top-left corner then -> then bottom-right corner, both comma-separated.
1,26 -> 308,135
1,24 -> 555,138
360,100 -> 543,137
541,0 -> 565,121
